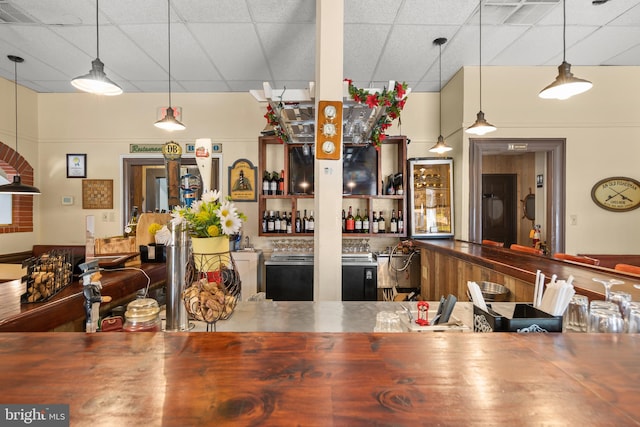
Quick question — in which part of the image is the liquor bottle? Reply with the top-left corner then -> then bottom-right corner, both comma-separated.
390,209 -> 398,233
342,209 -> 346,233
363,209 -> 370,234
278,169 -> 285,195
345,206 -> 355,233
280,211 -> 288,233
295,210 -> 302,233
124,206 -> 139,237
371,211 -> 379,234
270,171 -> 278,195
378,210 -> 386,233
286,212 -> 292,234
397,210 -> 404,234
267,210 -> 275,233
354,208 -> 362,233
274,211 -> 281,233
308,210 -> 315,233
303,209 -> 309,233
262,171 -> 271,195
262,210 -> 268,233
387,176 -> 395,195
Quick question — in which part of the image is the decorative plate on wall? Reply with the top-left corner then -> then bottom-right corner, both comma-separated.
591,176 -> 640,212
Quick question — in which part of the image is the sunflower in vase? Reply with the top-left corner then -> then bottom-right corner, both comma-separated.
171,190 -> 246,238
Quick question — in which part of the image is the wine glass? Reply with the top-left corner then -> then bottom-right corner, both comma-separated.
592,278 -> 625,301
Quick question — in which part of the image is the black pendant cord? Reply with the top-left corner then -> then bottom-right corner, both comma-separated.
562,0 -> 566,62
95,0 -> 100,59
439,41 -> 442,135
167,0 -> 172,108
14,58 -> 18,153
479,0 -> 483,111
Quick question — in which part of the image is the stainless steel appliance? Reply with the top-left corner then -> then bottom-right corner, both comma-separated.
265,253 -> 377,301
407,157 -> 454,238
377,251 -> 420,300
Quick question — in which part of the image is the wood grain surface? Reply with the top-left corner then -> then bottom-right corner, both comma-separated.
0,332 -> 638,426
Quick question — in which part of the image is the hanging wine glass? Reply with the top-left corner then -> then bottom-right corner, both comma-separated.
592,278 -> 625,301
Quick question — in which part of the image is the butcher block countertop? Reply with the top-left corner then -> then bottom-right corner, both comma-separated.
0,332 -> 638,426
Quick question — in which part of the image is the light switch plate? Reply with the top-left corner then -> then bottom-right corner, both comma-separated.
61,196 -> 73,205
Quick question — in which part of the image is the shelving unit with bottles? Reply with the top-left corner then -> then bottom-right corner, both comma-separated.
258,135 -> 407,237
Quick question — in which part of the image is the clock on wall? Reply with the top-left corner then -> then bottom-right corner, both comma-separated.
315,100 -> 343,160
591,176 -> 640,212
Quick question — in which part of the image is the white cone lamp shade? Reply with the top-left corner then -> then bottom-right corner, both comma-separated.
539,61 -> 592,100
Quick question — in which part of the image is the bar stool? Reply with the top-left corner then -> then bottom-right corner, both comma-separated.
614,263 -> 640,275
482,239 -> 504,247
553,253 -> 600,266
509,244 -> 543,255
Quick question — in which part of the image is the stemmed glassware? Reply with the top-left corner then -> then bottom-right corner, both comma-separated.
592,278 -> 625,301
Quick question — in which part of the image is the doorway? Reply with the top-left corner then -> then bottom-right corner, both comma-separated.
482,174 -> 517,247
469,138 -> 566,255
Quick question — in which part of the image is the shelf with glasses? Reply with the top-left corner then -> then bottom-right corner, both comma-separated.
258,136 -> 407,237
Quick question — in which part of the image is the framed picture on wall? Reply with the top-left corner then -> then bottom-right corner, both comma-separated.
67,154 -> 87,178
228,158 -> 257,202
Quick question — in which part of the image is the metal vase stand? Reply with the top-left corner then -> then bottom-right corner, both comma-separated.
182,243 -> 241,332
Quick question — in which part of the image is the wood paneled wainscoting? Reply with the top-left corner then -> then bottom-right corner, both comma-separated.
419,245 -> 531,302
414,239 -> 640,302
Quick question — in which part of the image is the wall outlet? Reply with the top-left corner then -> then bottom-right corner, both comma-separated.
570,214 -> 578,226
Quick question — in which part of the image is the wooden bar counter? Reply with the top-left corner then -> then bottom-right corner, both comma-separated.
414,239 -> 640,302
0,263 -> 167,332
0,332 -> 638,426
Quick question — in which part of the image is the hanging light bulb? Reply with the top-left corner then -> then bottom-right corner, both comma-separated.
154,0 -> 185,131
466,0 -> 496,136
429,37 -> 453,154
0,55 -> 41,195
539,0 -> 592,100
71,0 -> 122,96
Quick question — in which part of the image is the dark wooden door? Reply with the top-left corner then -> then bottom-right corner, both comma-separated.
482,174 -> 517,247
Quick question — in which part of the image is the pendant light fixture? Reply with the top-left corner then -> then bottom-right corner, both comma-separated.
154,0 -> 185,131
538,0 -> 592,100
429,37 -> 453,154
466,0 -> 496,136
71,0 -> 122,96
0,55 -> 41,195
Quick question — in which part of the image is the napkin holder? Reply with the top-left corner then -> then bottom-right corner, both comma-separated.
473,303 -> 562,333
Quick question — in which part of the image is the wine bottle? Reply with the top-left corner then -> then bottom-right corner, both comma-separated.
378,210 -> 386,233
346,206 -> 355,233
342,209 -> 346,233
280,211 -> 288,233
308,210 -> 315,233
286,212 -> 292,234
267,210 -> 275,233
262,210 -> 268,233
390,209 -> 398,233
303,209 -> 309,233
270,171 -> 278,195
262,171 -> 270,195
371,211 -> 379,234
397,210 -> 404,234
363,209 -> 370,234
274,211 -> 281,233
278,169 -> 285,195
355,208 -> 362,233
295,210 -> 302,233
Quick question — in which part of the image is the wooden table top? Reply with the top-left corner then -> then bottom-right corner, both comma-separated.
0,332 -> 638,426
0,263 -> 166,332
413,239 -> 640,301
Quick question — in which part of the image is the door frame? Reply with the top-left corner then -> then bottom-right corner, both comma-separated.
469,138 -> 565,254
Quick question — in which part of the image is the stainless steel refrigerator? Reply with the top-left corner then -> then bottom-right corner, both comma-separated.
407,157 -> 454,238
